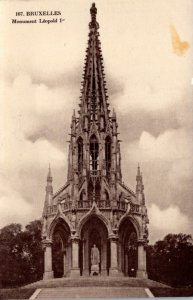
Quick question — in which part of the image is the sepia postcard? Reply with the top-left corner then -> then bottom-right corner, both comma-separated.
0,0 -> 193,298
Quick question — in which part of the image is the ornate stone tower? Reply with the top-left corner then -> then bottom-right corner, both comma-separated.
42,3 -> 149,279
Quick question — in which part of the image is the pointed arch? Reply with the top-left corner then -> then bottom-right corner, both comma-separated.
118,215 -> 140,239
77,209 -> 112,237
48,216 -> 71,240
79,189 -> 86,208
119,219 -> 138,277
89,134 -> 99,175
48,217 -> 71,278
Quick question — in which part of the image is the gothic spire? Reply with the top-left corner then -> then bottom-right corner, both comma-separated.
78,3 -> 110,131
46,164 -> 53,194
43,165 -> 53,218
47,164 -> 52,181
136,164 -> 145,205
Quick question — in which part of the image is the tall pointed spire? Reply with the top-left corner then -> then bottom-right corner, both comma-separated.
46,164 -> 53,195
136,164 -> 145,205
78,3 -> 110,131
43,165 -> 53,218
47,163 -> 52,181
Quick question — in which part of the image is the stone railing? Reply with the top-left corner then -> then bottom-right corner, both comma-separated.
77,200 -> 111,209
47,200 -> 141,215
117,201 -> 126,210
131,204 -> 140,214
117,201 -> 141,214
47,205 -> 57,215
60,201 -> 72,211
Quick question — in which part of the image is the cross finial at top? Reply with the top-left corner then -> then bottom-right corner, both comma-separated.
90,3 -> 97,19
89,3 -> 99,29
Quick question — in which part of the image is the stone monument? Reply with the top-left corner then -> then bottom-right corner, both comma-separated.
91,244 -> 100,275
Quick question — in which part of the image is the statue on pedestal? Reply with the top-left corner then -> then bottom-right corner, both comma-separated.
90,244 -> 100,275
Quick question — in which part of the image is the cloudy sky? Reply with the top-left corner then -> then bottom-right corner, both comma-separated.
0,0 -> 193,243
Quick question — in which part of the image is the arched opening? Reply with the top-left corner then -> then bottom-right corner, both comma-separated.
52,219 -> 70,278
89,134 -> 99,175
119,218 -> 138,277
79,190 -> 85,208
80,216 -> 109,276
77,137 -> 83,174
105,136 -> 111,178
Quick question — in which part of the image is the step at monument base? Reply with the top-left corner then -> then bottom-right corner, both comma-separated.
24,276 -> 170,289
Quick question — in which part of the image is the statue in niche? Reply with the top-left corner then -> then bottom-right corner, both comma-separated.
90,244 -> 100,275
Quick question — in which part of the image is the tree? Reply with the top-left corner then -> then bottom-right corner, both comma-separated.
23,220 -> 44,283
0,223 -> 27,286
0,220 -> 43,287
147,233 -> 193,287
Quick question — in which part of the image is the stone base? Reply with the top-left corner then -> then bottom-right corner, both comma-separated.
82,270 -> 89,276
43,271 -> 54,280
109,268 -> 119,276
100,269 -> 108,276
70,268 -> 80,277
136,270 -> 148,279
91,264 -> 99,276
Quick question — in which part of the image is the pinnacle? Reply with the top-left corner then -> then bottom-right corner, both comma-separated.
47,164 -> 52,181
90,3 -> 97,17
89,3 -> 99,30
77,3 -> 110,131
137,163 -> 141,176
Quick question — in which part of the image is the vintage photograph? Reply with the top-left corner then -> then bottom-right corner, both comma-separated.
0,0 -> 193,298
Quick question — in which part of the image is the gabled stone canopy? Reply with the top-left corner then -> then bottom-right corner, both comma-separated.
42,3 -> 149,279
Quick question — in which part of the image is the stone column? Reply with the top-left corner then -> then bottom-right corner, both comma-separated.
118,241 -> 122,272
71,237 -> 80,277
66,240 -> 71,276
43,239 -> 54,280
101,241 -> 107,276
82,239 -> 87,276
63,249 -> 66,277
109,236 -> 119,276
136,241 -> 147,278
125,252 -> 128,276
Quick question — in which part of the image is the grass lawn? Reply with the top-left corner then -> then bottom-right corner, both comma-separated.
0,288 -> 35,299
151,287 -> 193,297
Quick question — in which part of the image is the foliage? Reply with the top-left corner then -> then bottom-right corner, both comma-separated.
0,220 -> 43,288
147,233 -> 193,287
150,287 -> 193,297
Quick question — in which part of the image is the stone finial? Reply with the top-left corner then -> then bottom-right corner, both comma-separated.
89,3 -> 99,29
90,3 -> 97,19
47,163 -> 52,181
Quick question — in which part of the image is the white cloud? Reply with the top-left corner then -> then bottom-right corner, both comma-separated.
0,75 -> 67,171
0,74 -> 68,228
0,177 -> 32,228
127,128 -> 193,169
148,204 -> 191,243
0,0 -> 192,239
